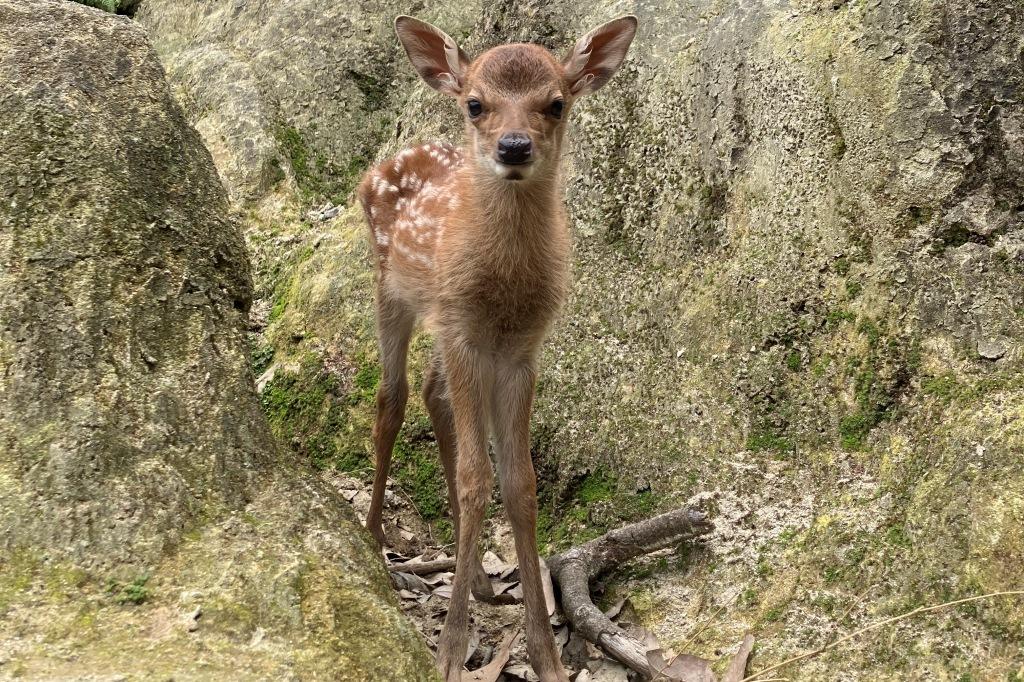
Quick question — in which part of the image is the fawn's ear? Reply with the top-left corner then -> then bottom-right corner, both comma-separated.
395,16 -> 470,96
563,16 -> 638,96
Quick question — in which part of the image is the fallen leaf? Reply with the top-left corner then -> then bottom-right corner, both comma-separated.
391,571 -> 429,592
603,596 -> 627,620
587,659 -> 630,682
491,580 -> 518,596
721,634 -> 755,682
482,550 -> 514,575
503,663 -> 540,681
420,572 -> 450,586
464,626 -> 480,665
650,652 -> 716,682
640,629 -> 661,652
554,625 -> 570,654
539,558 -> 557,617
248,626 -> 265,647
461,629 -> 520,682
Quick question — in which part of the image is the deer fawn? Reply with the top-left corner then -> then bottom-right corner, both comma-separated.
358,15 -> 637,681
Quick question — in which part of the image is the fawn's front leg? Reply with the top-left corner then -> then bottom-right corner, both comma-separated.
492,359 -> 568,682
423,350 -> 495,602
436,340 -> 494,681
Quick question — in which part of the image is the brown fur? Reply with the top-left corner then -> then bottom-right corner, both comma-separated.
359,15 -> 637,682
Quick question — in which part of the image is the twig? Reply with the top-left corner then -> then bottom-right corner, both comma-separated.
546,506 -> 713,677
741,590 -> 1024,681
680,597 -> 731,650
390,556 -> 457,575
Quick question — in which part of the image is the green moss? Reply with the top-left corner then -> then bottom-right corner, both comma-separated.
826,308 -> 856,325
747,429 -> 794,454
106,574 -> 150,605
249,338 -> 275,377
536,470 -> 665,552
273,116 -> 377,204
71,0 -> 121,12
0,549 -> 39,614
391,421 -> 447,522
785,349 -> 802,371
260,355 -> 370,473
347,70 -> 389,115
857,319 -> 881,347
921,373 -> 972,404
350,358 -> 381,406
275,124 -> 318,197
576,471 -> 616,504
884,524 -> 911,548
839,408 -> 875,450
433,518 -> 454,545
811,355 -> 832,377
839,323 -> 915,450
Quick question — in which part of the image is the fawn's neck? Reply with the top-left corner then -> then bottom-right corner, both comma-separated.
463,165 -> 565,255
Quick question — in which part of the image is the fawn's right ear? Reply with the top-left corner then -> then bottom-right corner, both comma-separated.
394,16 -> 470,97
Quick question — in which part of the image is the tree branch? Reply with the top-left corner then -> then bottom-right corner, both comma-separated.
546,507 -> 713,678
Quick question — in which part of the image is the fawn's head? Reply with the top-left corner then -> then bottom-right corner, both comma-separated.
395,16 -> 637,183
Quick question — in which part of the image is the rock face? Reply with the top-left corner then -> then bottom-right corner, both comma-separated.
137,0 -> 478,204
138,0 -> 1024,678
0,2 -> 435,679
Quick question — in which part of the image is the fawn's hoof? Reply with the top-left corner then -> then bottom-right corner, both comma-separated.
436,650 -> 463,682
365,521 -> 385,548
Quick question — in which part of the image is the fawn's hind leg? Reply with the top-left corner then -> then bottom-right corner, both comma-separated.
365,294 -> 416,547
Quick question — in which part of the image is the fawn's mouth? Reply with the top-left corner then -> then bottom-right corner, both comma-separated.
489,157 -> 536,181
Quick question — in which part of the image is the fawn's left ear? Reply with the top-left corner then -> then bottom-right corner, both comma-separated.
563,16 -> 638,96
395,16 -> 471,96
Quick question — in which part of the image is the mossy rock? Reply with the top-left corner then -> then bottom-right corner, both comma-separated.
0,3 -> 436,677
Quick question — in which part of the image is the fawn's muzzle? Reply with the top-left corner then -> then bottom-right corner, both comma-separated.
496,133 -> 533,165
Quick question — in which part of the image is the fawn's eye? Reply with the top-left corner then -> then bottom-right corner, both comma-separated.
467,99 -> 483,118
549,99 -> 564,119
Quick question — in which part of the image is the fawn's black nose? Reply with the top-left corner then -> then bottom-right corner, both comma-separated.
496,133 -> 533,165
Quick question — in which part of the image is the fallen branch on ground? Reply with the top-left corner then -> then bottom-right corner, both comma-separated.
545,506 -> 713,678
390,556 -> 457,575
386,506 -> 761,680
